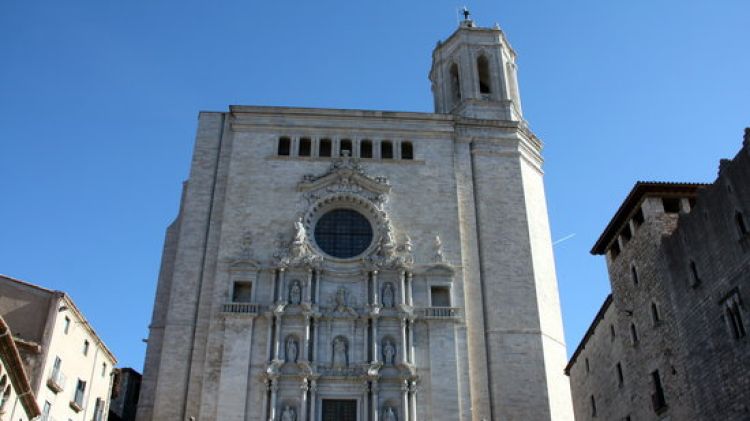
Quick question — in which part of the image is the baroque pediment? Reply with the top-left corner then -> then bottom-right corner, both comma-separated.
298,157 -> 390,206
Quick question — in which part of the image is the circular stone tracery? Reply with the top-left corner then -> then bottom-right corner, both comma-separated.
313,209 -> 374,259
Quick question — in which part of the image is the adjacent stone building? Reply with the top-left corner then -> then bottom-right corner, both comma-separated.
0,315 -> 41,421
109,368 -> 141,421
566,130 -> 750,420
0,275 -> 118,421
138,17 -> 574,421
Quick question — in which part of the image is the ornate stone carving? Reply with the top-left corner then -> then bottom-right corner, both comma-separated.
281,405 -> 296,421
332,336 -> 348,369
289,280 -> 302,305
273,223 -> 323,268
298,156 -> 391,208
239,230 -> 253,259
382,339 -> 396,365
328,288 -> 358,316
382,282 -> 395,308
433,235 -> 446,263
286,337 -> 298,363
383,406 -> 398,421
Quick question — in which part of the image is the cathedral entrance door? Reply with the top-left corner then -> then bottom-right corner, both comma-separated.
322,399 -> 357,421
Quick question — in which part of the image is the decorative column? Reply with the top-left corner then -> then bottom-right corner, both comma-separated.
362,381 -> 370,421
305,268 -> 313,303
273,314 -> 282,360
372,316 -> 380,363
309,380 -> 318,421
300,379 -> 309,421
312,315 -> 320,363
372,270 -> 379,306
303,315 -> 311,362
314,270 -> 321,304
371,380 -> 379,421
406,272 -> 414,306
400,380 -> 409,421
399,318 -> 408,365
408,319 -> 415,364
409,381 -> 418,421
277,268 -> 287,303
399,271 -> 407,306
269,379 -> 279,421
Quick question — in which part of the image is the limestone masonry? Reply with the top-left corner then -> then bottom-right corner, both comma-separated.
138,18 -> 574,421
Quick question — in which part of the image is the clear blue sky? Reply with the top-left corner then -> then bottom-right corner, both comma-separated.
1,1 -> 748,370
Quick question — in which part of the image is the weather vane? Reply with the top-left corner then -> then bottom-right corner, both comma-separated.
462,6 -> 471,20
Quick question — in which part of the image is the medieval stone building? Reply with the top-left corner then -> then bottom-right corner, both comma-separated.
137,18 -> 574,421
566,130 -> 750,421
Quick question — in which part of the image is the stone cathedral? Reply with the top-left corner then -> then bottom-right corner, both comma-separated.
138,17 -> 574,421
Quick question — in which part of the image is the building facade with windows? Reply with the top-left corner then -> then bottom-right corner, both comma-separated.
566,130 -> 750,421
0,275 -> 117,421
138,18 -> 574,421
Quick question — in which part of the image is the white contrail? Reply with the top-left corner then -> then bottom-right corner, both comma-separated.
553,233 -> 576,246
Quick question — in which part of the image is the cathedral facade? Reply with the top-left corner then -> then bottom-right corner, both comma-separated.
138,18 -> 573,421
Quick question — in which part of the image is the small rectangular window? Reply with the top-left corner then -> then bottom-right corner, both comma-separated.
340,139 -> 352,157
83,340 -> 90,356
610,324 -> 616,340
651,370 -> 667,412
43,401 -> 52,416
298,137 -> 311,157
585,358 -> 590,373
319,138 -> 332,157
723,291 -> 747,340
632,207 -> 645,227
401,141 -> 414,160
277,137 -> 291,156
663,197 -> 681,213
381,141 -> 393,159
689,260 -> 701,287
621,224 -> 632,241
74,379 -> 86,406
101,362 -> 107,377
616,362 -> 624,387
232,282 -> 252,303
64,316 -> 71,334
630,323 -> 639,345
430,286 -> 451,307
360,140 -> 373,158
651,302 -> 661,325
609,241 -> 621,259
590,395 -> 597,417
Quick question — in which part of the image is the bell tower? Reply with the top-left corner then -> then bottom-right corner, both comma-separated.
429,14 -> 523,120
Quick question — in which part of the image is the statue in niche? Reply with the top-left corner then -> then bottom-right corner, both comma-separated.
383,406 -> 397,421
286,337 -> 298,363
382,339 -> 396,365
332,337 -> 348,368
382,282 -> 395,308
289,280 -> 302,305
281,405 -> 296,421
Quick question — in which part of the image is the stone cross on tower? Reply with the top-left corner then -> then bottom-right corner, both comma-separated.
462,6 -> 470,20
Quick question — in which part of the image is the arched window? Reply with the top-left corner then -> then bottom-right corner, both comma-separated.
477,55 -> 491,94
340,139 -> 352,157
319,138 -> 332,157
401,141 -> 414,160
449,63 -> 461,105
360,140 -> 373,158
277,137 -> 291,156
735,211 -> 748,237
298,137 -> 311,157
381,141 -> 393,159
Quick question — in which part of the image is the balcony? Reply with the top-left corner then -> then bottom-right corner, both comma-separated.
69,391 -> 85,412
417,307 -> 461,320
222,302 -> 263,314
46,369 -> 66,393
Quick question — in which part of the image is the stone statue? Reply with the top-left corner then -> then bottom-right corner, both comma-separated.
286,338 -> 298,363
334,288 -> 347,312
332,337 -> 348,368
382,282 -> 394,308
383,339 -> 396,365
434,235 -> 445,263
293,217 -> 306,245
289,280 -> 302,305
281,405 -> 296,421
383,406 -> 397,421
